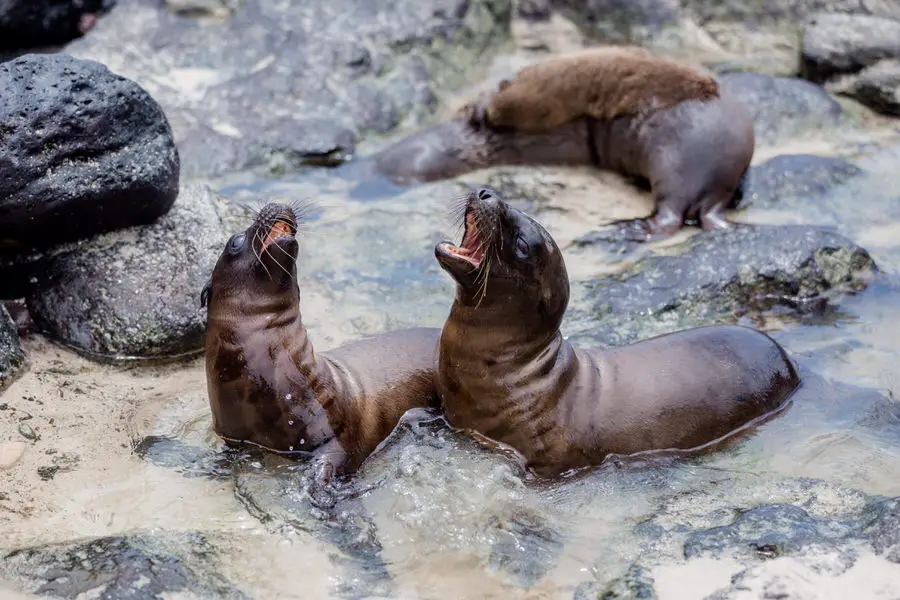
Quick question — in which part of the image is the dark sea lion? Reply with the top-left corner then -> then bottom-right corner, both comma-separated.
433,187 -> 801,477
369,46 -> 754,241
201,202 -> 441,481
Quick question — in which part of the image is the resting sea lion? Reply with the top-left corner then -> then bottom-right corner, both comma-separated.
369,46 -> 755,241
478,46 -> 720,130
201,202 -> 440,480
433,187 -> 801,477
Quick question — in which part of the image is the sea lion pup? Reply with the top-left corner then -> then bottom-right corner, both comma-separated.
477,46 -> 720,131
370,46 -> 754,241
433,187 -> 801,477
201,202 -> 441,481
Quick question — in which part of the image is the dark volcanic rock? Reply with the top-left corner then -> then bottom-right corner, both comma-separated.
0,533 -> 249,599
684,504 -> 857,561
839,59 -> 900,116
25,185 -> 246,362
740,154 -> 864,211
801,12 -> 900,83
575,473 -> 900,597
488,509 -> 563,587
65,0 -> 513,178
0,53 -> 179,258
0,304 -> 25,392
132,435 -> 235,480
718,73 -> 843,144
516,0 -> 552,21
576,564 -> 657,600
0,1 -> 113,54
550,0 -> 681,43
862,497 -> 900,562
587,224 -> 877,345
232,452 -> 393,599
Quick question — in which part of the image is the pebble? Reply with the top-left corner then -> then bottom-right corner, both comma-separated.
0,442 -> 27,470
17,423 -> 39,441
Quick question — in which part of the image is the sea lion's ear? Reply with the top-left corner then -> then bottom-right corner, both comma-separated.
200,279 -> 212,309
498,78 -> 512,91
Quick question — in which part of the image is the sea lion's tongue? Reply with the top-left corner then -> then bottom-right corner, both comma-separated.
449,210 -> 485,265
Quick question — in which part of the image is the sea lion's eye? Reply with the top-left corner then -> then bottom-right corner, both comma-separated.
515,235 -> 529,259
228,233 -> 246,254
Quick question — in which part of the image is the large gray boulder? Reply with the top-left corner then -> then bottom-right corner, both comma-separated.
801,12 -> 900,83
718,72 -> 843,145
25,185 -> 246,362
842,59 -> 900,115
64,0 -> 513,179
587,224 -> 877,345
0,533 -> 250,599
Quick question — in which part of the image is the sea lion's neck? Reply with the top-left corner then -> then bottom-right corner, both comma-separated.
440,296 -> 569,447
446,295 -> 559,361
205,287 -> 342,454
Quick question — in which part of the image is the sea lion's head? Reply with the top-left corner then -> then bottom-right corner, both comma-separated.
435,187 -> 569,329
201,202 -> 304,314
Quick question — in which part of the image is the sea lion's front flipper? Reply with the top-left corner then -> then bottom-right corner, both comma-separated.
308,440 -> 349,509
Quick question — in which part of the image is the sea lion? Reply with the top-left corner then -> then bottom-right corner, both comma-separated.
201,201 -> 441,481
478,46 -> 720,131
433,187 -> 801,477
369,46 -> 755,241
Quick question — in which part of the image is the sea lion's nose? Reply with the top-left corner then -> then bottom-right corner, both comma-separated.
476,187 -> 498,203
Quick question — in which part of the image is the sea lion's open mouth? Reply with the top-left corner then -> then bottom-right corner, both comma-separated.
259,212 -> 297,253
440,207 -> 485,268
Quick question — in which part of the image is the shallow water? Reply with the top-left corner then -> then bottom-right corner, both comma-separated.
4,29 -> 900,600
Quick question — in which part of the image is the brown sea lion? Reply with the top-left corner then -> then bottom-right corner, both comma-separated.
201,202 -> 440,481
479,46 -> 720,131
369,46 -> 755,241
433,187 -> 801,477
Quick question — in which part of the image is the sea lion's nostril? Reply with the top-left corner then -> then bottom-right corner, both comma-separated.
477,188 -> 496,201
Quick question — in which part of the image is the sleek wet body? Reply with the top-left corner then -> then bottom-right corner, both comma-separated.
202,202 -> 440,479
370,49 -> 755,241
433,188 -> 801,477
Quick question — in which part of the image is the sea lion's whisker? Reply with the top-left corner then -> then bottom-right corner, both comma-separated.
289,197 -> 316,217
252,230 -> 274,281
272,216 -> 298,232
269,254 -> 295,279
263,233 -> 297,262
448,193 -> 471,217
260,233 -> 297,280
474,257 -> 491,309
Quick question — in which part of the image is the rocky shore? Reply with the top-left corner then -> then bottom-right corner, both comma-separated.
1,0 -> 899,599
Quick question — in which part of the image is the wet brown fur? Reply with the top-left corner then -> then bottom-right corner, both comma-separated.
433,189 -> 801,478
202,203 -> 440,480
482,46 -> 720,131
